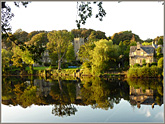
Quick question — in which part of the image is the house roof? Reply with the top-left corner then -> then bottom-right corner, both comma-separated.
130,45 -> 155,54
141,46 -> 155,54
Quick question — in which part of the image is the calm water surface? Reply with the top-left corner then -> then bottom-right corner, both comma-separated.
1,76 -> 164,123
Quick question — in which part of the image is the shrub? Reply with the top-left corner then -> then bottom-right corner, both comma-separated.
150,66 -> 159,77
146,63 -> 150,67
158,57 -> 163,68
133,63 -> 140,67
127,67 -> 139,78
82,62 -> 91,69
142,59 -> 146,65
127,66 -> 162,78
51,66 -> 58,69
142,64 -> 146,67
44,62 -> 50,66
162,69 -> 164,77
150,62 -> 157,67
138,66 -> 150,78
61,63 -> 69,68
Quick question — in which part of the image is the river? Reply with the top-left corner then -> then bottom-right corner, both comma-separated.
1,76 -> 164,123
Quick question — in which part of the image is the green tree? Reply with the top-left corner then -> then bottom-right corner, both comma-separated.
88,31 -> 98,42
2,33 -> 14,50
79,42 -> 95,62
154,36 -> 163,45
88,30 -> 106,42
1,49 -> 13,72
158,57 -> 163,68
156,47 -> 163,60
157,36 -> 163,45
13,29 -> 28,44
81,29 -> 94,41
130,41 -> 137,46
47,30 -> 73,70
65,43 -> 75,62
26,32 -> 48,64
142,42 -> 152,46
27,32 -> 48,46
90,39 -> 120,75
143,38 -> 153,43
11,46 -> 23,68
48,52 -> 58,66
111,31 -> 141,45
12,46 -> 34,73
27,30 -> 45,40
71,29 -> 82,38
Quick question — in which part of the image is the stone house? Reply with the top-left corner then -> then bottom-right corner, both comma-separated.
129,42 -> 157,66
42,49 -> 51,64
33,49 -> 51,66
129,86 -> 155,109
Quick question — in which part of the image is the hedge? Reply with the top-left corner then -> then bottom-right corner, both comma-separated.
127,66 -> 162,78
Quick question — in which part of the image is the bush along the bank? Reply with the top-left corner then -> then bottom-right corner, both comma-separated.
150,62 -> 157,67
127,66 -> 163,78
133,63 -> 140,67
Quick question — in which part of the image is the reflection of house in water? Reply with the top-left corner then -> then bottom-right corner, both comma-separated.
129,86 -> 156,109
34,79 -> 53,97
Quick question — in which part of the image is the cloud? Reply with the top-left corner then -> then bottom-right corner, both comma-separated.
145,110 -> 151,117
154,112 -> 164,119
137,106 -> 151,118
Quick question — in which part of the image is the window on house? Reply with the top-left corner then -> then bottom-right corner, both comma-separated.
136,59 -> 138,63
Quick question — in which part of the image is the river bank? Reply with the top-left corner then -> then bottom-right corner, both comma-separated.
2,67 -> 127,78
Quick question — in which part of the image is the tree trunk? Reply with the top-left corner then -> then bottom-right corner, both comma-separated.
57,48 -> 62,70
58,77 -> 63,92
58,59 -> 61,70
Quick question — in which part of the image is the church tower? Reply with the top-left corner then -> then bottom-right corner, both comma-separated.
74,38 -> 84,60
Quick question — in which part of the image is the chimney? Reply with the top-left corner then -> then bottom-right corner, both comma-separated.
152,41 -> 156,48
137,42 -> 141,49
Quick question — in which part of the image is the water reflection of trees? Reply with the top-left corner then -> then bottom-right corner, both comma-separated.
49,77 -> 78,117
80,77 -> 129,110
127,78 -> 163,108
3,76 -> 163,117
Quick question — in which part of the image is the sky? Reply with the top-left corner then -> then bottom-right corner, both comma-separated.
6,1 -> 164,40
2,100 -> 164,123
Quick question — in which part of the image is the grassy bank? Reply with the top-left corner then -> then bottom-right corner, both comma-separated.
4,66 -> 127,78
51,68 -> 79,76
25,66 -> 51,71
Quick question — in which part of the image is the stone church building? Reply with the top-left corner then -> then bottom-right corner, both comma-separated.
74,38 -> 84,60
